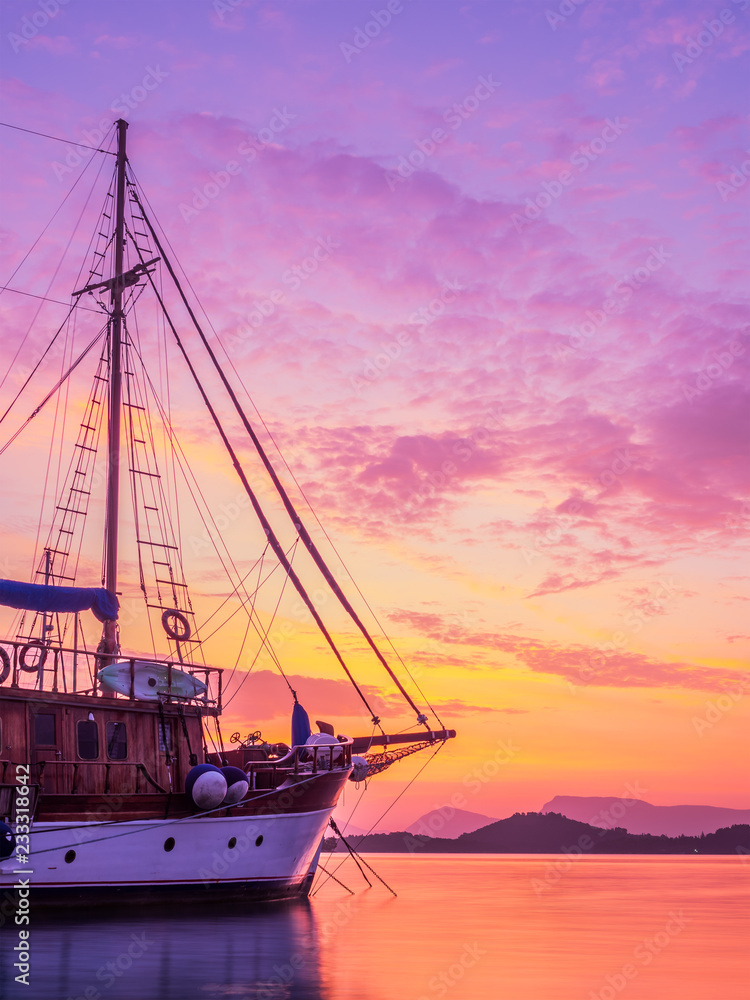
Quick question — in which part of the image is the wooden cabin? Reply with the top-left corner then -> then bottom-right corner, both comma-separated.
0,641 -> 216,823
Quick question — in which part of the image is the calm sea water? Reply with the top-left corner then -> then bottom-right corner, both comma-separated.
1,856 -> 747,1000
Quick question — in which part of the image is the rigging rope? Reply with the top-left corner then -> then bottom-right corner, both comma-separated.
0,119 -> 116,153
125,176 -> 441,728
0,301 -> 81,428
223,539 -> 300,709
316,863 -> 354,895
0,130 -> 114,395
129,245 -> 384,730
0,326 -> 106,458
129,181 -> 428,727
0,286 -> 103,313
329,818 -> 397,895
314,740 -> 445,894
124,332 -> 297,679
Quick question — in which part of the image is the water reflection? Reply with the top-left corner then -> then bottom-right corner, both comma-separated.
1,857 -> 746,1000
1,900 -> 327,1000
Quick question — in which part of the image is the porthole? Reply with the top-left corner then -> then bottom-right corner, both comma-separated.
228,837 -> 237,849
164,837 -> 175,852
255,835 -> 263,847
64,850 -> 76,864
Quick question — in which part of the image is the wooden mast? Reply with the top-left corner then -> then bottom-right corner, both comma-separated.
100,118 -> 128,657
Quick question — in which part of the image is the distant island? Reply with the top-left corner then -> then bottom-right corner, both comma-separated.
323,811 -> 750,855
540,796 -> 750,837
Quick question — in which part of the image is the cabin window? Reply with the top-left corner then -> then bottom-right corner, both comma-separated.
158,719 -> 173,753
34,713 -> 56,746
106,721 -> 127,760
77,720 -> 99,760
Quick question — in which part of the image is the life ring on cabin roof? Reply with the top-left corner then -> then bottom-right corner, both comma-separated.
19,642 -> 47,673
161,609 -> 192,642
0,647 -> 10,685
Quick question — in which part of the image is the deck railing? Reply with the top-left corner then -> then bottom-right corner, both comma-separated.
228,738 -> 353,790
0,740 -> 353,804
0,638 -> 222,711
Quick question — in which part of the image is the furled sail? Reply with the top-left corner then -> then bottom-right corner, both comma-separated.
0,580 -> 119,622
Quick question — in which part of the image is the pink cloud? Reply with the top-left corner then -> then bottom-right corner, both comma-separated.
387,610 -> 748,693
23,34 -> 75,55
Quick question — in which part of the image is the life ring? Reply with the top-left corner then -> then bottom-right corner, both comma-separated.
19,642 -> 47,673
0,647 -> 10,685
161,609 -> 191,642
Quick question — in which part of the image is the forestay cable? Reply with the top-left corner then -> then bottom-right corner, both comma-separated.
130,183 -> 428,728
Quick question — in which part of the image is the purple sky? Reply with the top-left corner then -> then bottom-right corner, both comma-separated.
0,0 -> 748,822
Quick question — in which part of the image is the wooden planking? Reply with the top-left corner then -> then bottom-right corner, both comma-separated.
0,690 -> 204,801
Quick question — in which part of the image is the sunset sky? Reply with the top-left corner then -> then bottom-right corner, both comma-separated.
0,0 -> 748,831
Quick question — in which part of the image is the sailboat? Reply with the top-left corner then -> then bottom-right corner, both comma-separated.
0,120 -> 455,906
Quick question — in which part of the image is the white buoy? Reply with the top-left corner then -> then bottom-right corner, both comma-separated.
221,766 -> 249,805
350,755 -> 369,782
185,764 -> 227,810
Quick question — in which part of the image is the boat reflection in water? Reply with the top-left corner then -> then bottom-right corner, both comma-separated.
5,900 -> 327,1000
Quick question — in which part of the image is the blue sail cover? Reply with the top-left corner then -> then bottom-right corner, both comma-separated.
291,701 -> 312,747
0,580 -> 119,622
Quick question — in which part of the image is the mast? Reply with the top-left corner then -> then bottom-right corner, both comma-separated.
100,119 -> 128,656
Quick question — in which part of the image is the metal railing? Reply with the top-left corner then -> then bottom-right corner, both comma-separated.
0,740 -> 353,805
238,738 -> 353,790
0,638 -> 222,711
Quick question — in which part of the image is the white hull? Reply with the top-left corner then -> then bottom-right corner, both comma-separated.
1,808 -> 331,903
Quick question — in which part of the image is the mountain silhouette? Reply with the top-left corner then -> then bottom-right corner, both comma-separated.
541,795 -> 750,836
325,812 -> 750,855
405,807 -> 498,838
